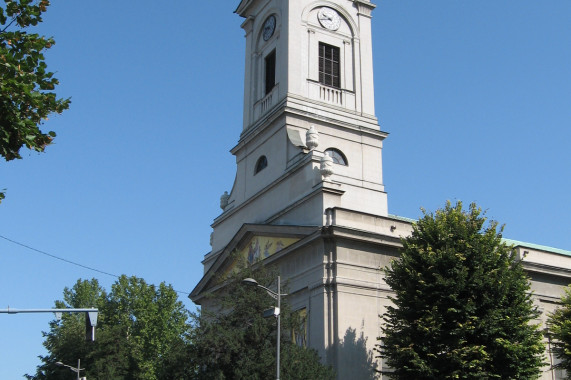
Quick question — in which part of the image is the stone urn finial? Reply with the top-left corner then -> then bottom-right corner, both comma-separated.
320,154 -> 334,179
306,125 -> 319,150
220,191 -> 230,210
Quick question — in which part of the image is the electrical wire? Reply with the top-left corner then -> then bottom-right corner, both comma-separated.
0,234 -> 190,296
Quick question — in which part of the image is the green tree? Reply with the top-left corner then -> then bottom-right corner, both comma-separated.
377,201 -> 545,379
547,285 -> 571,378
26,278 -> 106,380
1,0 -> 70,201
27,276 -> 191,380
191,265 -> 335,380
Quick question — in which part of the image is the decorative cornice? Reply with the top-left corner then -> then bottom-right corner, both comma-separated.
235,0 -> 254,17
321,224 -> 404,248
283,94 -> 384,135
352,0 -> 376,18
241,15 -> 255,34
523,261 -> 571,279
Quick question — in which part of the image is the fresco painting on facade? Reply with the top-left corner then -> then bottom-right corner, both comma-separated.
221,236 -> 301,278
244,236 -> 299,264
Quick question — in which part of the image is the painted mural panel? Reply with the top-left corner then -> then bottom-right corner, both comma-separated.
222,236 -> 301,277
240,236 -> 300,264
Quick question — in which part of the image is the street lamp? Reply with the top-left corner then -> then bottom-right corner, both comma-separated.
242,275 -> 287,380
544,328 -> 556,380
56,359 -> 84,380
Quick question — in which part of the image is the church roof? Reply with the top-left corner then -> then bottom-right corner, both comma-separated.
390,214 -> 570,257
503,238 -> 571,257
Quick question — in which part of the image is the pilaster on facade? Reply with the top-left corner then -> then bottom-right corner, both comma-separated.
352,0 -> 376,18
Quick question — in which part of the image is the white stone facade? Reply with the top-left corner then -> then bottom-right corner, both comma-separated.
191,1 -> 571,379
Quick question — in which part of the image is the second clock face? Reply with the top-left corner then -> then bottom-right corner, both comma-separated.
263,15 -> 276,41
318,7 -> 341,31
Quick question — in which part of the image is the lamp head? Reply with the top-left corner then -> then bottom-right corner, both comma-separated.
242,278 -> 259,287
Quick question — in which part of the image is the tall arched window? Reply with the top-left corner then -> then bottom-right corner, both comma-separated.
324,148 -> 347,165
255,155 -> 268,174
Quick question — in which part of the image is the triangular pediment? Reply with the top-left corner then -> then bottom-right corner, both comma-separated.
190,224 -> 319,303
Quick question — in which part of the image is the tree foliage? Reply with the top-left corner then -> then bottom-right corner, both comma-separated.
1,0 -> 70,202
0,0 -> 69,161
547,285 -> 571,378
26,276 -> 191,380
28,269 -> 333,379
190,264 -> 335,380
377,201 -> 545,379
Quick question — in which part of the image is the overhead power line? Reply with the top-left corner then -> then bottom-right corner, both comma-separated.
0,234 -> 190,295
1,234 -> 121,278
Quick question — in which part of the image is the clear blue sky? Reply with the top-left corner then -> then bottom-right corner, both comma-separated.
1,1 -> 570,377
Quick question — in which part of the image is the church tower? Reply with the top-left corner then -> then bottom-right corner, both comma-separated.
192,1 -> 410,378
209,0 -> 388,256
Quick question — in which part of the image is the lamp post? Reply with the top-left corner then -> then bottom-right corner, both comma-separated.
544,328 -> 556,380
242,276 -> 286,380
56,359 -> 84,380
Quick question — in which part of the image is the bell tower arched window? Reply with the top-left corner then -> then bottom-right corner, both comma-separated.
254,155 -> 268,174
324,148 -> 347,165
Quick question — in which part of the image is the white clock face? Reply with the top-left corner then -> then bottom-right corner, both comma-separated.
263,15 -> 276,41
318,7 -> 341,31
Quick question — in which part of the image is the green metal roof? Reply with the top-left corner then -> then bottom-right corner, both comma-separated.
502,238 -> 571,257
387,214 -> 416,223
389,214 -> 570,258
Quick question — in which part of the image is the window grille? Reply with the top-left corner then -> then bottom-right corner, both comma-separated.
319,42 -> 340,88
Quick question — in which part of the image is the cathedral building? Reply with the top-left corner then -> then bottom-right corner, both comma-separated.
190,1 -> 571,378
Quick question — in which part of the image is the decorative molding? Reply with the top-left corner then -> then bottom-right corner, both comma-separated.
523,261 -> 571,279
352,0 -> 376,18
301,1 -> 359,38
240,15 -> 255,34
284,91 -> 383,133
321,224 -> 403,248
235,0 -> 254,17
322,186 -> 345,197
